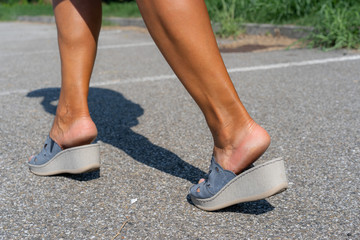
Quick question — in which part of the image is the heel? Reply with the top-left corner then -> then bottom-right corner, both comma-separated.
191,158 -> 288,211
29,144 -> 100,176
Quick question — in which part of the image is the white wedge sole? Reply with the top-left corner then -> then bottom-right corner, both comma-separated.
28,143 -> 100,176
190,157 -> 288,211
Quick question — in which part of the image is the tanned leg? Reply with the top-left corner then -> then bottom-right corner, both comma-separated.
136,0 -> 270,175
49,0 -> 101,149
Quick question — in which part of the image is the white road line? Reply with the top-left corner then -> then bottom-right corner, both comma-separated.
228,55 -> 360,73
91,55 -> 360,86
91,74 -> 176,87
1,55 -> 359,96
98,42 -> 155,49
0,89 -> 29,96
0,50 -> 56,57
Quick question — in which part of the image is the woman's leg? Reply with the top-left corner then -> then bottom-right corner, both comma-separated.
49,0 -> 102,149
136,0 -> 270,174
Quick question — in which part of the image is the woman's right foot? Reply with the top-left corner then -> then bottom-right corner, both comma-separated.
197,120 -> 270,187
213,120 -> 271,175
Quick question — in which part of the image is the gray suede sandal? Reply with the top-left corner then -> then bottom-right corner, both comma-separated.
189,157 -> 288,211
28,136 -> 100,176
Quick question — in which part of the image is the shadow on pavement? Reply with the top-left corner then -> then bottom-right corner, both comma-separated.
58,170 -> 101,181
219,199 -> 275,214
186,195 -> 274,215
27,87 -> 205,183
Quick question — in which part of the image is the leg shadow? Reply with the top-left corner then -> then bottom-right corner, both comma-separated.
27,87 -> 205,183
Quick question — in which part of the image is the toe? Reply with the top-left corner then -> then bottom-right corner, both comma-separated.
28,155 -> 37,164
190,183 -> 201,196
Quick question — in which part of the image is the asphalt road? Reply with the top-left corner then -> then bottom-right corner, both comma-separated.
0,22 -> 359,239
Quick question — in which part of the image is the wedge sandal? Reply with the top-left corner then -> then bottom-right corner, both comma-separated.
189,157 -> 288,211
28,136 -> 100,176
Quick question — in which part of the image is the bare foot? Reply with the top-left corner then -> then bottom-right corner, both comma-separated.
214,120 -> 270,175
197,121 -> 270,187
28,115 -> 97,162
49,115 -> 98,149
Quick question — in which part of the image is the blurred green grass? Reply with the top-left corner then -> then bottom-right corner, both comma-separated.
0,1 -> 141,21
0,3 -> 53,21
205,0 -> 360,49
1,0 -> 359,49
102,2 -> 140,18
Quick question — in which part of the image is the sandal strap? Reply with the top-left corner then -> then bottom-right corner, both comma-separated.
190,156 -> 236,199
29,136 -> 62,165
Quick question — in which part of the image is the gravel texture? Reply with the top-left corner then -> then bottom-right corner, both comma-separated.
0,22 -> 359,239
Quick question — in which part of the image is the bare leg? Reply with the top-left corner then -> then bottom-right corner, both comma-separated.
136,0 -> 270,174
49,0 -> 101,149
32,0 -> 269,177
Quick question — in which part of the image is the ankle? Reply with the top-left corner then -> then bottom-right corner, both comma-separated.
212,117 -> 254,149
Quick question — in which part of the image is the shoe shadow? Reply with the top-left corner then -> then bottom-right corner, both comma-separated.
27,87 -> 205,183
53,170 -> 101,182
186,195 -> 274,214
217,200 -> 275,214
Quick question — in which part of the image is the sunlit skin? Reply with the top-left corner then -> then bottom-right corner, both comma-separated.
31,0 -> 271,184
